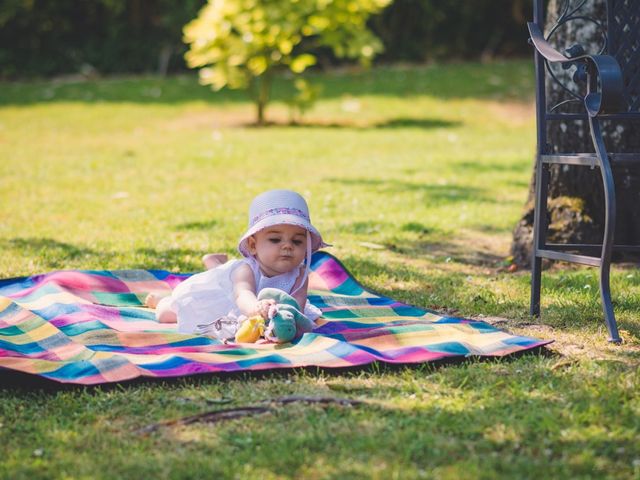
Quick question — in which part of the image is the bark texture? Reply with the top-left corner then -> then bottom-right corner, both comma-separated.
512,0 -> 640,267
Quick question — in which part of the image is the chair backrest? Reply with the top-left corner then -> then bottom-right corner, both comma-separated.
608,0 -> 640,112
533,0 -> 640,154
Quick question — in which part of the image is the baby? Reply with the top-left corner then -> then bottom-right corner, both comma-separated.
145,189 -> 328,340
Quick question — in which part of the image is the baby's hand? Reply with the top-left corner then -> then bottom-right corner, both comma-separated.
255,299 -> 276,319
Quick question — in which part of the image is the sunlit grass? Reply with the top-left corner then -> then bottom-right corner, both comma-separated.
1,60 -> 639,479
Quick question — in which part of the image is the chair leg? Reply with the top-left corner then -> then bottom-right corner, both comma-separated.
530,256 -> 542,316
530,160 -> 549,317
600,260 -> 620,343
589,117 -> 621,343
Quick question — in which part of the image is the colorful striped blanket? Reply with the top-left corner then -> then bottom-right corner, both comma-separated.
0,252 -> 550,385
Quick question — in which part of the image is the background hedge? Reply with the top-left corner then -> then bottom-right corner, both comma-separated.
0,0 -> 532,78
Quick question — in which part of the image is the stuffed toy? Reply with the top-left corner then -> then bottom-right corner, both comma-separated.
234,315 -> 265,343
234,288 -> 315,344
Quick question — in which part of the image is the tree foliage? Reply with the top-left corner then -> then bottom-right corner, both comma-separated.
0,0 -> 205,78
371,0 -> 531,62
183,0 -> 390,124
0,1 -> 533,80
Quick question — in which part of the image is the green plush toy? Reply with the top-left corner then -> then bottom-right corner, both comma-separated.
258,288 -> 315,343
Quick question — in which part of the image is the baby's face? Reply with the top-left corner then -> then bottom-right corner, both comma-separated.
248,224 -> 307,277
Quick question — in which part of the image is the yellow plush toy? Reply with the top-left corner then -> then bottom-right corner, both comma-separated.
234,315 -> 265,343
233,288 -> 315,343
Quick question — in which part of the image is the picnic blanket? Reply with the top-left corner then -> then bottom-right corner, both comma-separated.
0,252 -> 551,385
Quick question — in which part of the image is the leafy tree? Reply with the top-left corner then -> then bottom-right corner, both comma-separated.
286,78 -> 323,124
183,0 -> 390,125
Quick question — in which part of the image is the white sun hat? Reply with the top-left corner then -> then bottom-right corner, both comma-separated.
237,189 -> 328,258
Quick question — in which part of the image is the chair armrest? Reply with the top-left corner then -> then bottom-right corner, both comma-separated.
528,21 -> 625,115
527,22 -> 571,63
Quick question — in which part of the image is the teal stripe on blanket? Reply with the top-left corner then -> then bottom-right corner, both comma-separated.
0,252 -> 551,384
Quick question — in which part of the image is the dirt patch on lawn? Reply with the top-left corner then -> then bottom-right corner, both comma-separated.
485,101 -> 535,126
165,108 -> 377,130
164,108 -> 256,130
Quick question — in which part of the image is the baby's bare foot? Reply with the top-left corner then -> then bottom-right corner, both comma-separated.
202,253 -> 228,269
145,293 -> 162,308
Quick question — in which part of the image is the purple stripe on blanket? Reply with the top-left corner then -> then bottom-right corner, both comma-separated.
0,252 -> 552,384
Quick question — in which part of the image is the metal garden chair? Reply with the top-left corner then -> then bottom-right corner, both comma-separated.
527,0 -> 640,343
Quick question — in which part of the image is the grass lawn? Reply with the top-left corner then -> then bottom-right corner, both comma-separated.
1,60 -> 639,479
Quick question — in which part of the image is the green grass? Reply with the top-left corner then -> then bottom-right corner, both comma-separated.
1,60 -> 639,479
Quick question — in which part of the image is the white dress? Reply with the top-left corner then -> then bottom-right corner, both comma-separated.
164,258 -> 321,339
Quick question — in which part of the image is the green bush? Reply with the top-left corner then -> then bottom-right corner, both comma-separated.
371,0 -> 531,62
0,0 -> 205,78
183,0 -> 390,125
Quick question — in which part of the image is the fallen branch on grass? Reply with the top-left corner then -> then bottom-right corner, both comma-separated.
263,395 -> 364,407
135,396 -> 363,435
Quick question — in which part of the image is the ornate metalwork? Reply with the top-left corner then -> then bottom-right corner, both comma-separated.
527,0 -> 640,343
609,0 -> 640,111
544,0 -> 608,113
528,18 -> 624,117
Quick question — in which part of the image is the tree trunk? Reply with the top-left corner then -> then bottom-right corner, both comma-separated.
255,73 -> 272,126
248,73 -> 272,126
257,99 -> 265,126
511,0 -> 640,267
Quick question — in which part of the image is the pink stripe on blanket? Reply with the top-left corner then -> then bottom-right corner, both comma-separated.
312,258 -> 349,290
10,272 -> 130,299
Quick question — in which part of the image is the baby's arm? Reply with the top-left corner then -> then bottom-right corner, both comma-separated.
231,263 -> 274,318
291,272 -> 309,311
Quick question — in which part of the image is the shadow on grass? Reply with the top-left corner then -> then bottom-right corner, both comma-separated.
473,224 -> 514,235
383,238 -> 505,267
455,160 -> 532,175
540,272 -> 640,339
174,219 -> 218,231
322,178 -> 495,204
334,219 -> 510,265
3,351 -> 637,479
134,247 -> 221,272
0,237 -> 209,273
272,117 -> 462,130
0,237 -> 116,270
374,117 -> 461,129
336,254 -> 500,314
333,220 -> 436,237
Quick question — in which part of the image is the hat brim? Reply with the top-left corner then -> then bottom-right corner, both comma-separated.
237,214 -> 328,257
